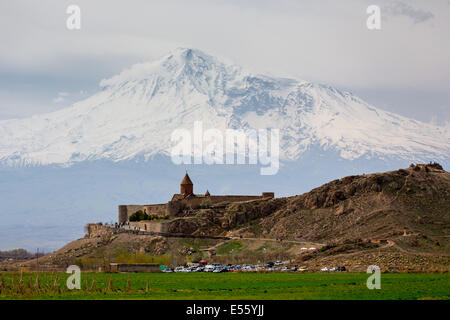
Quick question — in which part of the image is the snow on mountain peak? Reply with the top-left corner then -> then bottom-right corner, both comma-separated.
100,48 -> 240,90
0,48 -> 448,167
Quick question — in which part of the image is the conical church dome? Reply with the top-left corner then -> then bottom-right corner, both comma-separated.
181,173 -> 193,185
180,172 -> 193,195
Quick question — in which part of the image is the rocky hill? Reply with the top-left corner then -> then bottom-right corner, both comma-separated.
7,163 -> 449,272
249,163 -> 449,244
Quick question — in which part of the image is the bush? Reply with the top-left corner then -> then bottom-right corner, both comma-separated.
129,211 -> 169,222
129,210 -> 148,221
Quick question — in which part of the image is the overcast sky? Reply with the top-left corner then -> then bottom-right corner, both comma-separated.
0,0 -> 449,125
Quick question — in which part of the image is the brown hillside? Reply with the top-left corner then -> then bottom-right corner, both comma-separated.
254,163 -> 449,246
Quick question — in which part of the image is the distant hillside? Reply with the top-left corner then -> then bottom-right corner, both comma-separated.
8,163 -> 449,272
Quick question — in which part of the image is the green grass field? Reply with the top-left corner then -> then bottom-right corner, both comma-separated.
1,272 -> 449,300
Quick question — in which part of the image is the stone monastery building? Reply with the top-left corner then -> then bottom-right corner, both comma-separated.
118,173 -> 274,223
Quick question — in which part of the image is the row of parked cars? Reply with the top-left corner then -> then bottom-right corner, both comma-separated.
320,266 -> 346,272
163,261 -> 310,273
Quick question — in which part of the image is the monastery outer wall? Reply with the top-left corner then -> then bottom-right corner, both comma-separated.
182,195 -> 273,207
209,195 -> 263,204
118,204 -> 168,223
129,221 -> 169,233
119,193 -> 275,222
166,194 -> 274,217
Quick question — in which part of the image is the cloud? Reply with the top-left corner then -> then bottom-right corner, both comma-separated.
52,92 -> 70,103
52,96 -> 64,103
384,1 -> 434,23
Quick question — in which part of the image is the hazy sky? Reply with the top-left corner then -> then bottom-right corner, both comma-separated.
0,0 -> 449,125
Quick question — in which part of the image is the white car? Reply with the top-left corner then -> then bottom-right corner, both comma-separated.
205,265 -> 215,272
321,267 -> 329,272
193,267 -> 204,272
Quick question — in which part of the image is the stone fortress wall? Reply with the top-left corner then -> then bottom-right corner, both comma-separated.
118,173 -> 274,224
129,220 -> 168,233
118,204 -> 168,224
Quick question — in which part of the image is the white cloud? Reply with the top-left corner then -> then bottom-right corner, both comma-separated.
52,92 -> 70,103
52,96 -> 65,103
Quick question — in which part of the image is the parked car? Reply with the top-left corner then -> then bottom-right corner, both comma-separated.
193,266 -> 204,272
336,266 -> 346,272
174,266 -> 184,272
321,267 -> 329,272
232,265 -> 241,271
205,265 -> 215,272
244,265 -> 256,271
163,268 -> 174,273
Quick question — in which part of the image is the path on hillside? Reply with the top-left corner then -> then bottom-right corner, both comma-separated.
314,239 -> 449,261
231,236 -> 324,246
199,236 -> 324,252
305,240 -> 395,261
389,239 -> 450,257
199,240 -> 230,252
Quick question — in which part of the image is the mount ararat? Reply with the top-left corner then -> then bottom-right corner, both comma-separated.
0,48 -> 448,250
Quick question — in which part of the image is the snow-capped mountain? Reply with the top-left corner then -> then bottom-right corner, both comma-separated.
1,48 -> 449,251
0,48 -> 448,167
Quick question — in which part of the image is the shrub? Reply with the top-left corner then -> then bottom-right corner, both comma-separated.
129,211 -> 169,222
129,210 -> 148,221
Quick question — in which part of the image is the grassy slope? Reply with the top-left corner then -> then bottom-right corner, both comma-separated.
1,272 -> 449,300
